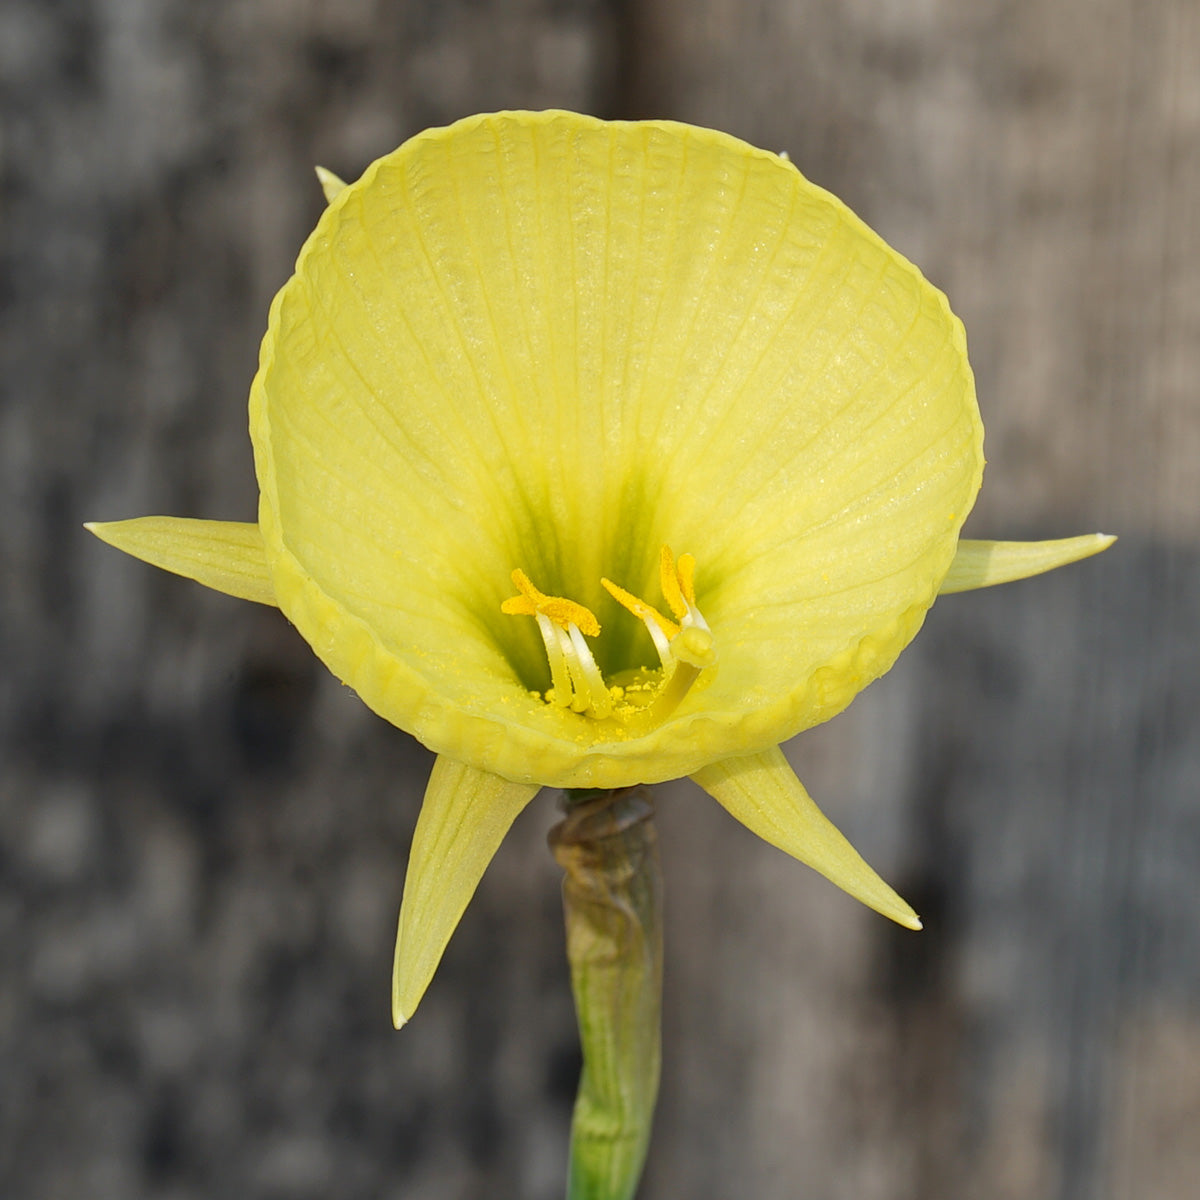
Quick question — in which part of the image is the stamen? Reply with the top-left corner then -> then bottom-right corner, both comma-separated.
567,624 -> 613,718
503,549 -> 715,726
600,577 -> 678,669
660,546 -> 709,635
534,613 -> 573,703
502,569 -> 609,716
503,568 -> 600,636
602,545 -> 717,720
659,546 -> 688,621
675,552 -> 697,608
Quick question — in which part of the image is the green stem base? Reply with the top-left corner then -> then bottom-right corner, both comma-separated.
551,787 -> 663,1200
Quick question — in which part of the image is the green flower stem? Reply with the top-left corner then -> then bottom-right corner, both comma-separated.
551,787 -> 663,1200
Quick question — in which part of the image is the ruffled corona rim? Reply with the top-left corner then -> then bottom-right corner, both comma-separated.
247,109 -> 983,788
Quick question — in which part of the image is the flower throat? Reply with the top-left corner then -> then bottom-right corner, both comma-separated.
502,545 -> 716,726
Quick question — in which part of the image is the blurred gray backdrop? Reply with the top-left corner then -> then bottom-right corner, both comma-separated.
3,2 -> 1198,1198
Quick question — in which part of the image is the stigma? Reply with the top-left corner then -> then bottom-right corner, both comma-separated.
502,547 -> 716,726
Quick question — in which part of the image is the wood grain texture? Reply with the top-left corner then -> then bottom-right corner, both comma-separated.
3,2 -> 1196,1198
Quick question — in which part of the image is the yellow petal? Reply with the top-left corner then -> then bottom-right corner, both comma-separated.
252,111 -> 983,789
85,517 -> 276,606
314,165 -> 348,203
938,534 -> 1116,594
392,756 -> 539,1027
691,745 -> 921,930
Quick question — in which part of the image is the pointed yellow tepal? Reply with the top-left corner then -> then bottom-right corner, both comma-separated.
692,747 -> 921,929
85,518 -> 276,606
392,757 -> 539,1027
315,165 -> 348,204
940,535 -> 1116,594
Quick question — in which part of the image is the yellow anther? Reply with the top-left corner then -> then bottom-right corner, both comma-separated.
502,568 -> 601,637
600,577 -> 679,640
659,545 -> 700,618
676,553 -> 697,607
659,545 -> 687,620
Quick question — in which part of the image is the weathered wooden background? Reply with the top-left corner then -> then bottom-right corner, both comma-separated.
3,2 -> 1198,1198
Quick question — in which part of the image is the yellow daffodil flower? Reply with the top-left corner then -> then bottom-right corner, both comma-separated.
88,111 -> 1113,1030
